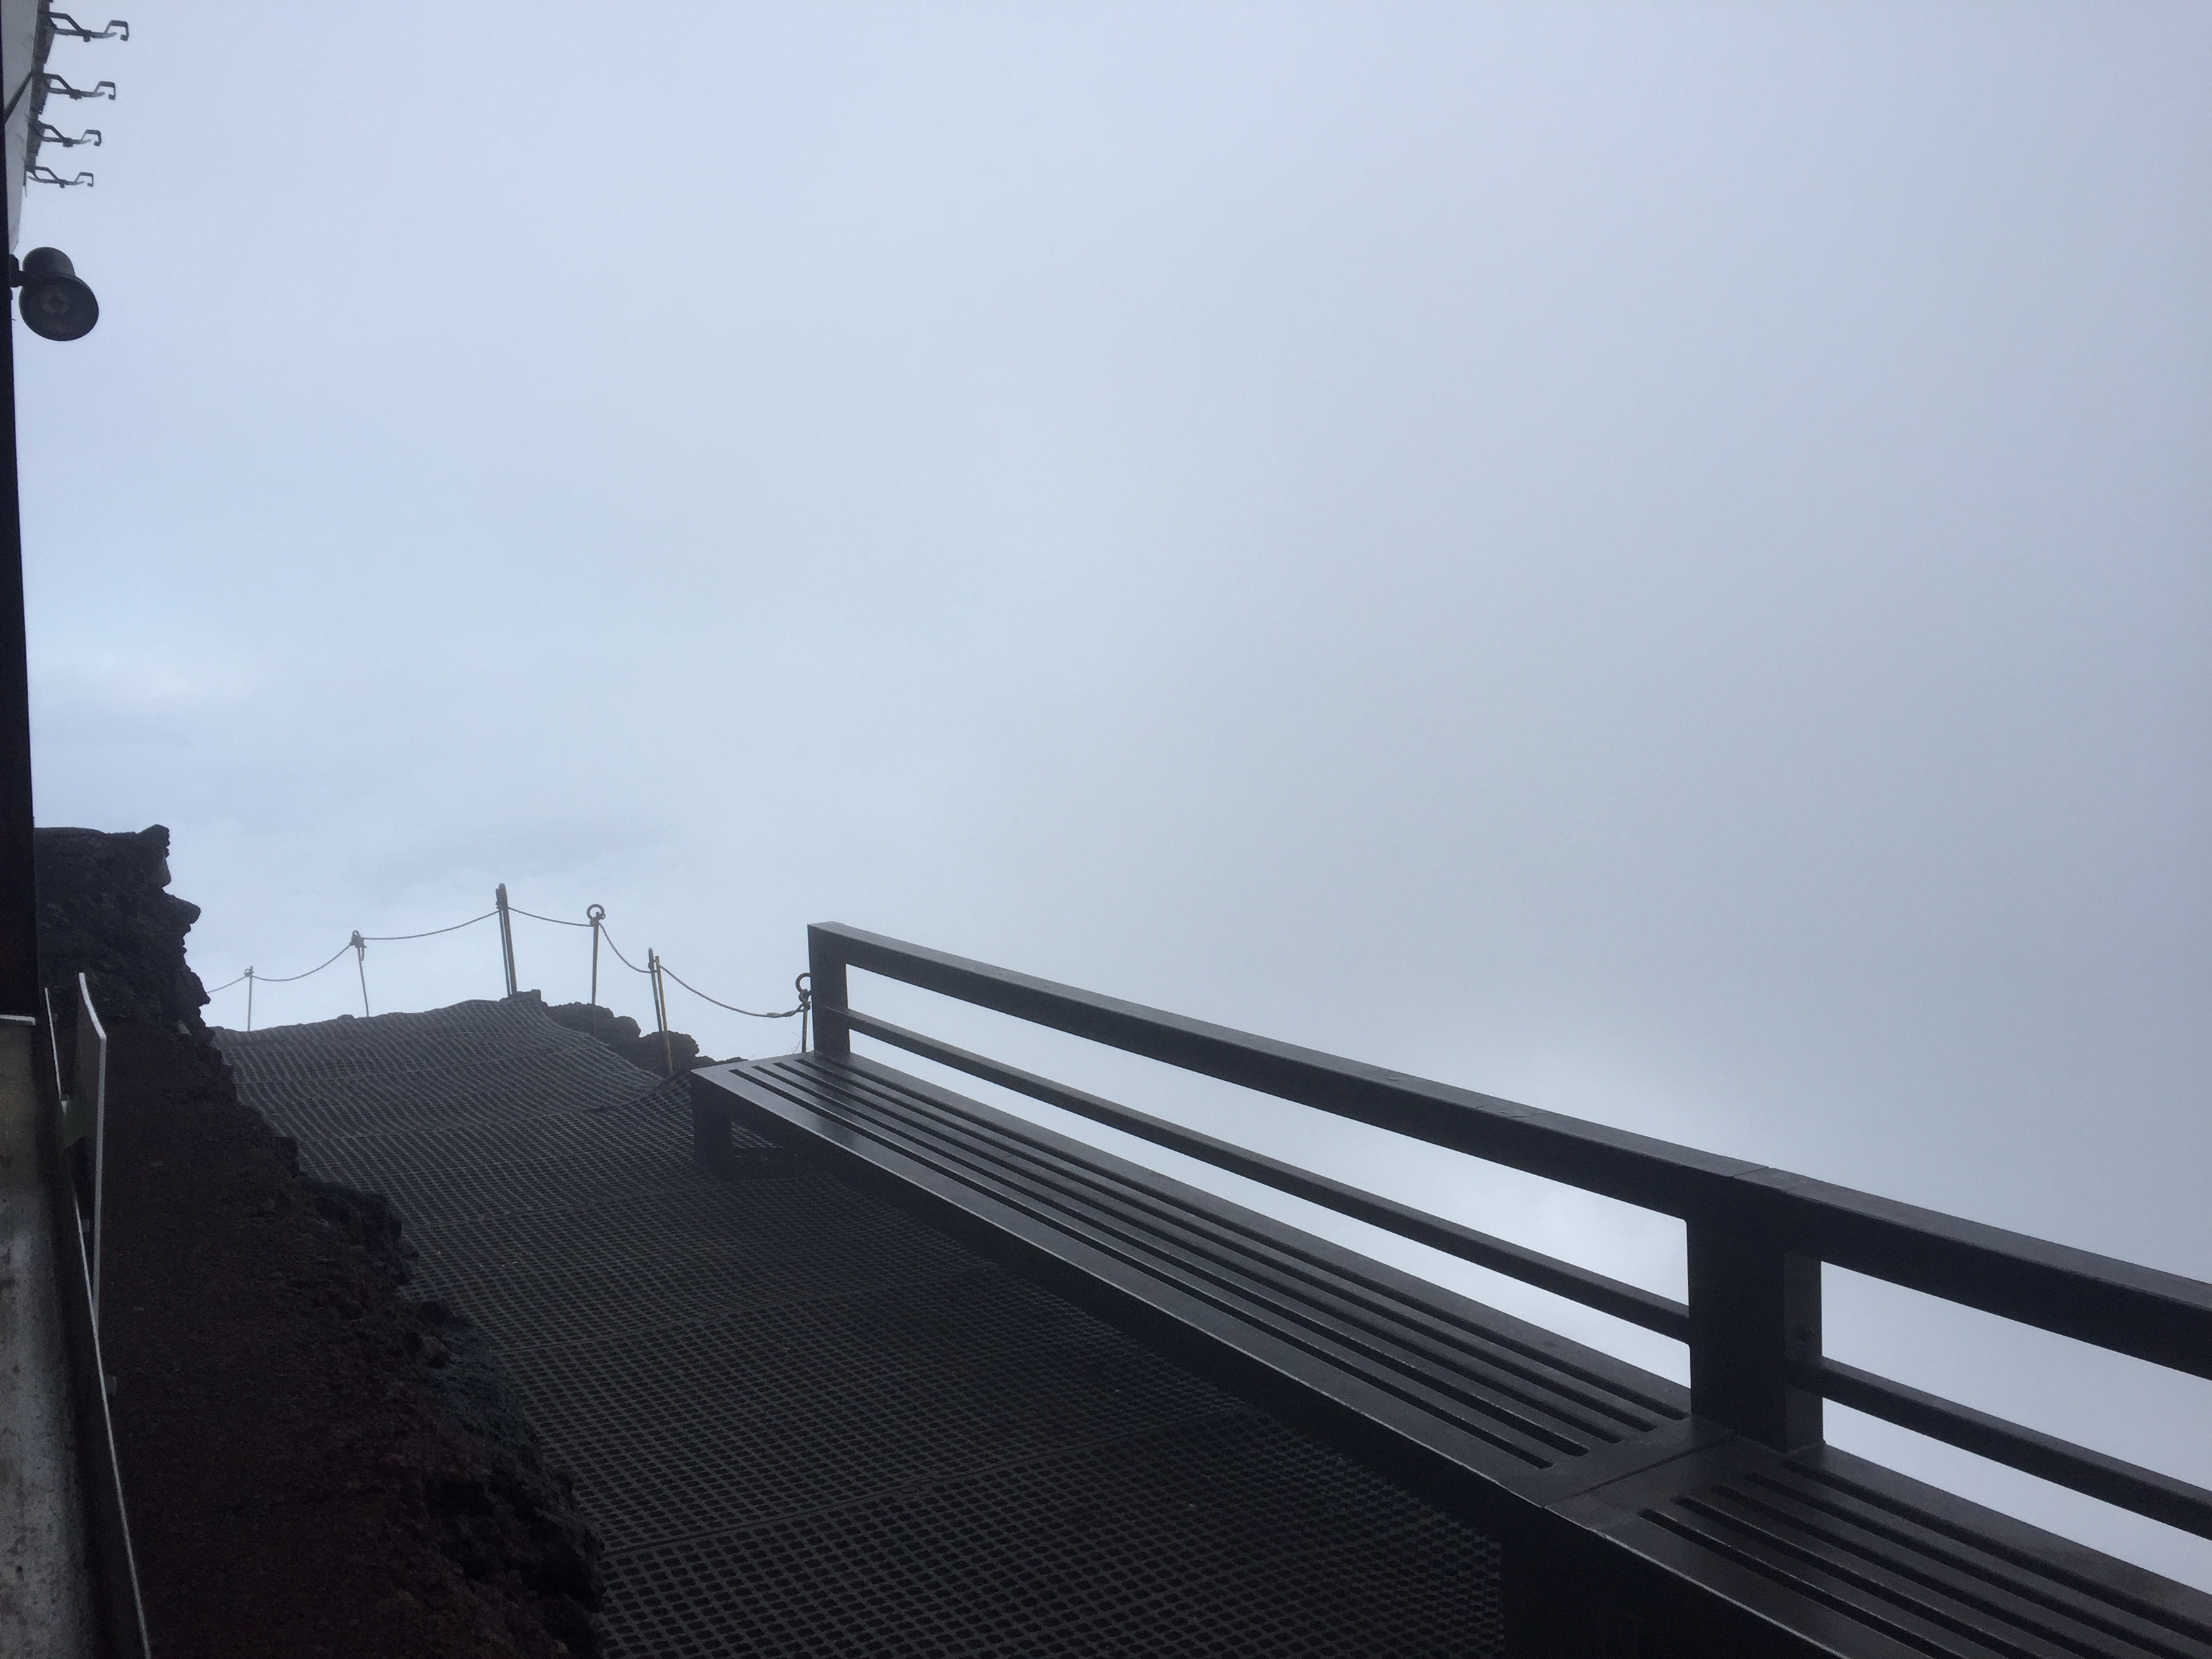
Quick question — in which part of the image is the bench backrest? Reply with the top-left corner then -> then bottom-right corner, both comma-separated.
807,921 -> 2212,1547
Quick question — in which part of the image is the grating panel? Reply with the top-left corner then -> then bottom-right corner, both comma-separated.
285,1101 -> 689,1179
598,1411 -> 1506,1659
411,1190 -> 983,1353
318,1141 -> 725,1225
406,1174 -> 962,1290
217,998 -> 1507,1658
504,1270 -> 1237,1547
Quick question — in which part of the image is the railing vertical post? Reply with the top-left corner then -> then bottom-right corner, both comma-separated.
807,926 -> 850,1059
495,884 -> 518,997
75,974 -> 106,1328
1686,1195 -> 1823,1451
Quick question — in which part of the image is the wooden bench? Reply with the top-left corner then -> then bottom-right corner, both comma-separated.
691,924 -> 2212,1658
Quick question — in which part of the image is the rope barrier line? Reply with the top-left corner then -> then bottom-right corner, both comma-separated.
250,942 -> 354,984
659,961 -> 804,1020
363,910 -> 498,942
196,893 -> 808,1029
508,905 -> 593,928
595,922 -> 656,976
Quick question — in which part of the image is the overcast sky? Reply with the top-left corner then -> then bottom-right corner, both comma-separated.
14,0 -> 2209,1587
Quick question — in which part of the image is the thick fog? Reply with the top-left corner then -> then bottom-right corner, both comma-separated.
16,2 -> 2209,1586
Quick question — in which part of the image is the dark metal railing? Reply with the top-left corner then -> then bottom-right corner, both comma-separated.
806,922 -> 2212,1542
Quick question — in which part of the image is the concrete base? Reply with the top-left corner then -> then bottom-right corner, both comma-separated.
0,1019 -> 94,1658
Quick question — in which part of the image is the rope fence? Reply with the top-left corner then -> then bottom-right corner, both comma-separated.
198,886 -> 811,1047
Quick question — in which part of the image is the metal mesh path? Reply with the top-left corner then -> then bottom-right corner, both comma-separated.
216,996 -> 1504,1657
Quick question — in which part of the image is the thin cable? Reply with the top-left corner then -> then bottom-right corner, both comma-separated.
203,908 -> 492,997
362,910 -> 497,942
658,961 -> 802,1020
252,942 -> 354,984
508,905 -> 594,928
595,923 -> 655,975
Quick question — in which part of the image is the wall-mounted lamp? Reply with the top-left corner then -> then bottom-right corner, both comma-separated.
12,249 -> 100,342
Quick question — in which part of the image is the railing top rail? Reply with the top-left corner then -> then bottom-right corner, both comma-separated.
812,922 -> 2212,1379
813,923 -> 1757,1210
1747,1169 -> 2212,1378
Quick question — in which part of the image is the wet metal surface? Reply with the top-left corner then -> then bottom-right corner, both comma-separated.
221,998 -> 1504,1658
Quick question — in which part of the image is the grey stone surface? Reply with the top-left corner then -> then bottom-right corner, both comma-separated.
0,1023 -> 94,1659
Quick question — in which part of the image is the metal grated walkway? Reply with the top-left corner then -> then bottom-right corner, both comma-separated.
217,996 -> 1505,1658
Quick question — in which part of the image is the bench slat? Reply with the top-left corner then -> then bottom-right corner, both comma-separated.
747,1057 -> 1662,1467
842,1003 -> 1694,1339
697,1050 -> 2212,1659
1560,1443 -> 2212,1659
815,1058 -> 1683,1437
703,1053 -> 1723,1507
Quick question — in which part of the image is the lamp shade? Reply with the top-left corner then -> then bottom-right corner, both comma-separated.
18,247 -> 98,342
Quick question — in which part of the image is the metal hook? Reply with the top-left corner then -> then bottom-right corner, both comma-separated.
26,166 -> 94,188
45,14 -> 129,42
35,121 -> 100,147
40,73 -> 115,100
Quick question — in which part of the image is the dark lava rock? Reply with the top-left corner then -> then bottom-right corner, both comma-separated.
36,826 -> 605,1658
304,1176 -> 418,1286
414,1303 -> 604,1635
35,823 -> 209,1034
546,1000 -> 714,1076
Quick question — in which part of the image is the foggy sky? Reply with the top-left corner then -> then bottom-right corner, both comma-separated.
14,2 -> 2209,1585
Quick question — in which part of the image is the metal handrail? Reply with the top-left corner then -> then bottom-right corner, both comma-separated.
842,1005 -> 1691,1339
806,920 -> 2212,1540
1799,1356 -> 2212,1540
75,973 -> 107,1325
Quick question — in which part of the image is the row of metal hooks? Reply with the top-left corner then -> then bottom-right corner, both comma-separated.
26,12 -> 127,191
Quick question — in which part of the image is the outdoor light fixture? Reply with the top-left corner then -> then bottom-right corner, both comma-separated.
12,248 -> 99,342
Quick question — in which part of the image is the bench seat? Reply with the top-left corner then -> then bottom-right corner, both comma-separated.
692,1050 -> 2212,1659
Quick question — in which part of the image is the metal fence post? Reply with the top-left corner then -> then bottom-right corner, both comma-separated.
495,883 -> 518,997
1685,1195 -> 1823,1452
806,926 -> 850,1059
587,903 -> 605,1006
649,949 -> 673,1075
